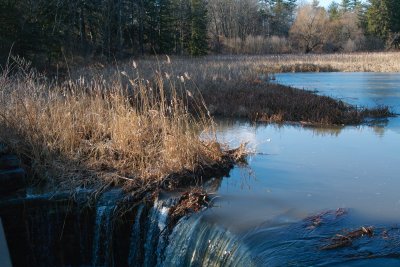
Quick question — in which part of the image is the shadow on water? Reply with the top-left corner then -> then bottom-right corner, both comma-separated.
241,209 -> 400,266
2,187 -> 400,267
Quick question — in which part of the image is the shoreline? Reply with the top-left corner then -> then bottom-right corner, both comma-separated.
1,54 -> 397,198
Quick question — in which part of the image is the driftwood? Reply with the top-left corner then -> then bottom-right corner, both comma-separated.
305,208 -> 347,230
321,226 -> 373,250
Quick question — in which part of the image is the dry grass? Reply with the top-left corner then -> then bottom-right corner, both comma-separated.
254,52 -> 400,73
0,57 -> 241,194
81,52 -> 400,78
198,80 -> 392,124
1,53 -> 393,193
71,53 -> 396,125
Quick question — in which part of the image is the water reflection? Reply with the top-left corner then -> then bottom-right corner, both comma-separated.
209,73 -> 400,265
215,119 -> 400,223
275,73 -> 400,112
274,72 -> 400,136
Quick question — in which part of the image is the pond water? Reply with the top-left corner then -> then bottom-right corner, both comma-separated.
210,73 -> 400,265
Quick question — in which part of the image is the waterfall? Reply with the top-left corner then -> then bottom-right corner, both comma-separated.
161,214 -> 256,267
4,189 -> 400,267
128,204 -> 144,266
91,190 -> 122,267
1,189 -> 257,267
124,196 -> 256,267
92,205 -> 115,267
131,198 -> 172,267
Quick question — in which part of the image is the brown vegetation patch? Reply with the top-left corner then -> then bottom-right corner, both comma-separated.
251,53 -> 400,73
168,187 -> 209,228
264,63 -> 337,73
0,57 -> 246,195
77,55 -> 395,126
282,63 -> 335,72
198,80 -> 391,125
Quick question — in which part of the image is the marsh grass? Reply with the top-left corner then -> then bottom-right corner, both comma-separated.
0,53 -> 393,194
74,53 -> 395,125
0,57 -> 240,194
199,80 -> 392,124
257,52 -> 400,73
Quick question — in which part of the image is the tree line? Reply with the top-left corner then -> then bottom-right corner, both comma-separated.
289,0 -> 400,53
0,0 -> 399,66
0,0 -> 208,65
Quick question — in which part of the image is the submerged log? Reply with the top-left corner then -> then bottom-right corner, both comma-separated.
321,226 -> 374,250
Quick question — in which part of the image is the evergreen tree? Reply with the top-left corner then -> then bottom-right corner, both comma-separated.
158,0 -> 176,53
350,0 -> 362,10
328,2 -> 340,20
172,0 -> 192,54
387,0 -> 400,33
189,0 -> 208,55
270,0 -> 297,36
341,0 -> 351,12
144,0 -> 159,52
366,0 -> 396,40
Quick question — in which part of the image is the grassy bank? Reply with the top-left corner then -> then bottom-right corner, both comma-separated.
0,57 -> 244,195
72,53 -> 394,125
1,53 -> 394,193
252,52 -> 400,73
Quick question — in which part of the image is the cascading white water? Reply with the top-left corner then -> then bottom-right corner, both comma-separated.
128,204 -> 144,266
92,205 -> 115,267
91,190 -> 122,267
89,191 -> 255,267
161,213 -> 256,267
142,199 -> 171,267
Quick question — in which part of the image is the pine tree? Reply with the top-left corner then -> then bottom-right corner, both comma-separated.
328,2 -> 340,20
171,0 -> 192,54
351,0 -> 362,10
158,0 -> 176,53
144,0 -> 158,52
387,0 -> 400,33
366,0 -> 391,40
189,0 -> 208,56
341,0 -> 351,12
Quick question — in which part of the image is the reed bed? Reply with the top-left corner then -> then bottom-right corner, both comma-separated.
198,80 -> 391,124
0,57 -> 240,194
254,52 -> 400,73
74,52 -> 400,81
72,52 -> 395,125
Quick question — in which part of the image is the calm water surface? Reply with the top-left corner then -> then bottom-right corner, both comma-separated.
214,73 -> 400,229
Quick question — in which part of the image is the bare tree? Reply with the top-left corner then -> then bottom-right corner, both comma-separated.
289,4 -> 329,53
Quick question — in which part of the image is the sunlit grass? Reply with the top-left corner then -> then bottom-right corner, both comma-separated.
73,53 -> 395,125
0,57 -> 239,193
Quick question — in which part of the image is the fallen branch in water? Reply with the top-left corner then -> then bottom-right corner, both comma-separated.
305,208 -> 347,230
321,226 -> 374,250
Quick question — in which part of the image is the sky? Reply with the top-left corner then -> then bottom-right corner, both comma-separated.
309,0 -> 366,8
312,0 -> 338,8
319,0 -> 337,7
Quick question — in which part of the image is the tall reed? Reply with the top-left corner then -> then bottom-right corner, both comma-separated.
0,57 -> 226,192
